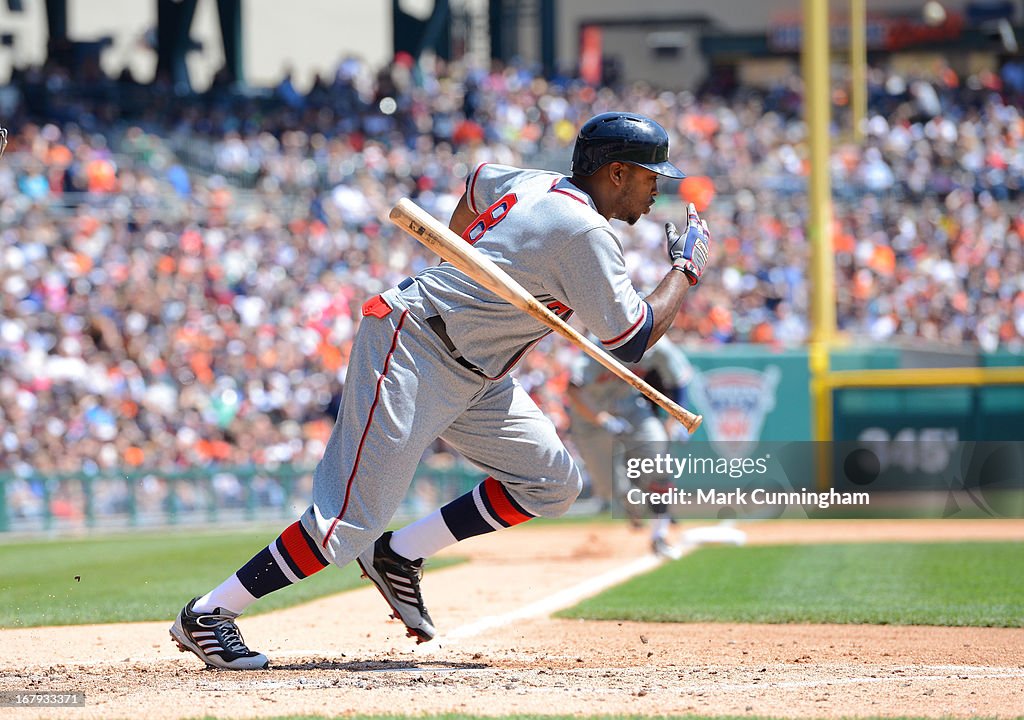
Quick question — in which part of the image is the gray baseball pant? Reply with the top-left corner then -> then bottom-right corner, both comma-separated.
300,285 -> 582,567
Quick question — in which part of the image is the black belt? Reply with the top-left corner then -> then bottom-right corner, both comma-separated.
425,315 -> 485,376
398,276 -> 485,376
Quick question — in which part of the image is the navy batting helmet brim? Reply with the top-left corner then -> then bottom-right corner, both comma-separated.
642,160 -> 686,179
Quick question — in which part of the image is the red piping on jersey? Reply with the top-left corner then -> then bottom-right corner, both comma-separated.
548,178 -> 590,206
468,163 -> 487,214
550,188 -> 588,205
601,303 -> 647,347
323,310 -> 409,547
552,188 -> 585,205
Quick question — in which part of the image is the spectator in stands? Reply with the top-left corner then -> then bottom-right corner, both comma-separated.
0,53 -> 1021,496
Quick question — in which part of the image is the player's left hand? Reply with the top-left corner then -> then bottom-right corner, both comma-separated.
665,203 -> 710,286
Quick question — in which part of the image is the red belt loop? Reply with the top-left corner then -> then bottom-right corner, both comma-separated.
362,295 -> 392,319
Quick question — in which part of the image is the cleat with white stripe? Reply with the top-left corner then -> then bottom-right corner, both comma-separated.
357,531 -> 436,642
169,598 -> 269,670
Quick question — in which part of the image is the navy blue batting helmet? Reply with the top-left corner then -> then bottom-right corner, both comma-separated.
571,112 -> 685,179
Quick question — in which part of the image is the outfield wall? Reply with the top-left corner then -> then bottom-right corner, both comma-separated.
2,345 -> 1021,534
684,345 -> 1024,445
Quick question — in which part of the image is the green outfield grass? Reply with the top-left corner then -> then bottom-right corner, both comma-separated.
559,541 -> 1024,627
0,528 -> 459,628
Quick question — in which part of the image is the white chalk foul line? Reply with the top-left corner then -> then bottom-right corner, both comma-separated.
445,554 -> 666,638
405,547 -> 687,656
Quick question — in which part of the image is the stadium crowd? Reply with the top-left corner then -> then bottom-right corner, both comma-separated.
1,53 -> 1023,515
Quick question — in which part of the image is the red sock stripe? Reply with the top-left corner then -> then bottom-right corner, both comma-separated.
481,477 -> 534,526
324,310 -> 409,548
280,521 -> 328,577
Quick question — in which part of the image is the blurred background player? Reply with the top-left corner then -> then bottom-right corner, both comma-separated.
567,337 -> 694,559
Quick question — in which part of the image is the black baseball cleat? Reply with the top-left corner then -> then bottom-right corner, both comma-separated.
170,597 -> 269,670
357,531 -> 436,643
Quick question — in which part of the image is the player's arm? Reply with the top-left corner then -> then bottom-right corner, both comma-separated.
643,203 -> 711,348
642,270 -> 690,349
449,192 -> 476,236
566,382 -> 629,434
551,232 -> 655,364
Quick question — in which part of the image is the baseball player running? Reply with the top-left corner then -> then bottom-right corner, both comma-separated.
170,112 -> 711,669
567,337 -> 694,559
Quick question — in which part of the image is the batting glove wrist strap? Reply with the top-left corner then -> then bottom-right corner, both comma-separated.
672,261 -> 700,286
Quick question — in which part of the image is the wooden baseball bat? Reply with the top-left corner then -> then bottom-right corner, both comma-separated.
388,197 -> 703,433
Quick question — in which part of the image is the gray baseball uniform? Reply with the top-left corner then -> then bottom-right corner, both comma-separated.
170,114 -> 700,671
301,163 -> 655,566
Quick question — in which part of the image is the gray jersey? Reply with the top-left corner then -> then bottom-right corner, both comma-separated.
414,163 -> 648,379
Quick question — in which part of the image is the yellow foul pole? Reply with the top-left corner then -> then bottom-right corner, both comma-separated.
849,0 -> 867,142
803,0 -> 837,484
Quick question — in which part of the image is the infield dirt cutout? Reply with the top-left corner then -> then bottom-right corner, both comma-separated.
2,519 -> 1023,719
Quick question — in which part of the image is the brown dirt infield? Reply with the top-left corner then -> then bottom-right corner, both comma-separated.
1,519 -> 1023,719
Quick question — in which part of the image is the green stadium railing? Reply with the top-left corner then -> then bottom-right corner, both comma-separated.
0,463 -> 481,535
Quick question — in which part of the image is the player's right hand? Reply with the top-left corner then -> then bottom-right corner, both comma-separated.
666,203 -> 710,286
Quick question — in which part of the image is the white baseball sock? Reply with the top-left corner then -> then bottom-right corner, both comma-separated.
193,573 -> 258,615
389,509 -> 458,561
651,517 -> 671,541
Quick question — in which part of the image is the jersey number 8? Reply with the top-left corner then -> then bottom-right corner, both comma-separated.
463,193 -> 518,244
